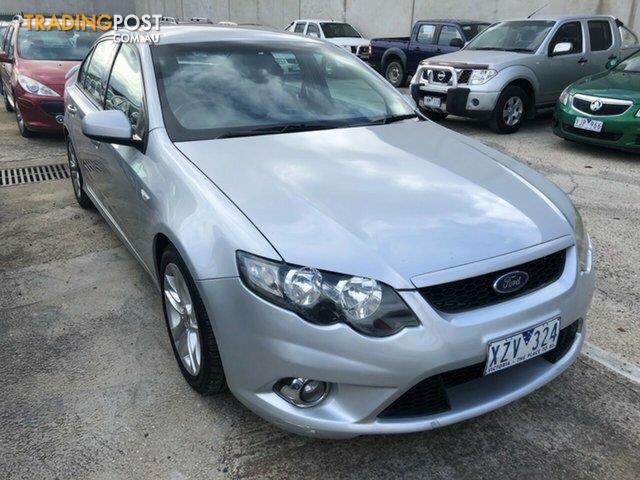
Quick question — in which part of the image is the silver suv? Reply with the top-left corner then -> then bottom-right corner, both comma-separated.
410,15 -> 639,132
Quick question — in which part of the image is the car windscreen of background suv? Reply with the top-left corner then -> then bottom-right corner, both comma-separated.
466,20 -> 556,52
152,41 -> 413,141
17,28 -> 101,61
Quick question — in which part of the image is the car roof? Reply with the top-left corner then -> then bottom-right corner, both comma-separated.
500,14 -> 616,22
416,19 -> 490,24
101,25 -> 318,46
293,19 -> 349,23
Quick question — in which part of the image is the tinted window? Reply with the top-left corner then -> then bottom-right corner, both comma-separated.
320,22 -> 360,38
461,23 -> 489,40
294,22 -> 306,33
550,21 -> 583,54
83,40 -> 118,105
588,21 -> 613,51
438,26 -> 463,46
466,20 -> 555,52
17,28 -> 100,61
416,24 -> 436,43
306,23 -> 320,37
152,41 -> 414,141
619,26 -> 639,47
106,44 -> 145,139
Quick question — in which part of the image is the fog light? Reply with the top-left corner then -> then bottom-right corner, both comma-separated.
275,377 -> 329,407
472,98 -> 479,106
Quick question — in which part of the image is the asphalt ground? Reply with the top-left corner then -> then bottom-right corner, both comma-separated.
1,100 -> 639,479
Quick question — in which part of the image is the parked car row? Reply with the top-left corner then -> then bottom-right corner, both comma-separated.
0,15 -> 101,136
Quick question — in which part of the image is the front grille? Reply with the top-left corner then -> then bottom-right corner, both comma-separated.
420,250 -> 566,314
457,69 -> 472,84
40,101 -> 64,116
431,69 -> 452,84
572,97 -> 630,116
563,123 -> 623,141
379,320 -> 580,419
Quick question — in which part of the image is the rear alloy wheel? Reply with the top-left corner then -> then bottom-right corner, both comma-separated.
66,138 -> 93,209
15,102 -> 33,138
385,60 -> 406,88
161,246 -> 226,395
490,85 -> 528,134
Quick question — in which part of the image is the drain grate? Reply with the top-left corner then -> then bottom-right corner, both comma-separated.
0,163 -> 70,187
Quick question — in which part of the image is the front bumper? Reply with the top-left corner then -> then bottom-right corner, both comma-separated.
410,66 -> 500,118
197,245 -> 594,438
553,100 -> 640,152
15,91 -> 64,132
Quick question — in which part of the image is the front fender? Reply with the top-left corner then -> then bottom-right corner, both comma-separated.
381,47 -> 407,68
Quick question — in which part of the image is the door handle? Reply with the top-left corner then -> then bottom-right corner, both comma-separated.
578,57 -> 588,64
66,104 -> 77,115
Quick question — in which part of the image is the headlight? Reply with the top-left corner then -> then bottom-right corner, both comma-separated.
237,251 -> 420,337
559,87 -> 571,106
574,209 -> 592,273
468,69 -> 497,85
17,75 -> 59,97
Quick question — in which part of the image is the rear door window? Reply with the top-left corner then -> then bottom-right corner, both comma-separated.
437,25 -> 463,46
416,24 -> 436,44
294,22 -> 306,34
306,23 -> 320,37
588,20 -> 613,51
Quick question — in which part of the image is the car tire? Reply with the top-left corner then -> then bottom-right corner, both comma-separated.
161,245 -> 227,395
3,91 -> 13,112
385,60 -> 406,88
66,137 -> 94,209
421,110 -> 448,121
489,86 -> 528,134
15,102 -> 34,138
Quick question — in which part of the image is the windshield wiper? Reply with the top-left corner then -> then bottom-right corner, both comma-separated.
216,122 -> 341,139
350,114 -> 419,127
471,47 -> 508,51
506,48 -> 534,53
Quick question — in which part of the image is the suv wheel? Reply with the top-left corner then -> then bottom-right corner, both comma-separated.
385,60 -> 406,87
66,138 -> 94,209
490,86 -> 527,134
161,246 -> 227,395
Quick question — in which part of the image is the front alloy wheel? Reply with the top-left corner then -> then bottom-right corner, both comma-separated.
15,102 -> 33,138
160,246 -> 226,395
66,138 -> 93,209
490,85 -> 528,134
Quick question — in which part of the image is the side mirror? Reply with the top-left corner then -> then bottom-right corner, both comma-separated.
81,110 -> 139,147
449,38 -> 464,48
606,57 -> 619,69
0,51 -> 13,64
551,42 -> 572,56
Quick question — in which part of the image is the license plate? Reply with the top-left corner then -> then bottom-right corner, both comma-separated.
423,96 -> 441,108
574,117 -> 603,133
485,317 -> 560,375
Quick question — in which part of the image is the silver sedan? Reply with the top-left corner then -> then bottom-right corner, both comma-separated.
63,26 -> 594,438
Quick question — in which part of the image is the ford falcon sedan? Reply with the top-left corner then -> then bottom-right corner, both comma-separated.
64,26 -> 594,438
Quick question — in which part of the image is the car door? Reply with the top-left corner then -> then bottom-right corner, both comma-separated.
407,23 -> 438,73
435,25 -> 465,56
587,19 -> 617,73
1,25 -> 15,100
100,43 -> 151,251
538,20 -> 588,104
66,39 -> 119,203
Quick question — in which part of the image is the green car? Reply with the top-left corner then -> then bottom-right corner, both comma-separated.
553,50 -> 640,152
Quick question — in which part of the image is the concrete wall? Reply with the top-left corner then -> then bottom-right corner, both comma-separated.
2,0 -> 639,36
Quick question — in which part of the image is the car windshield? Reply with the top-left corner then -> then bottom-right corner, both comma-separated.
320,23 -> 361,38
461,23 -> 490,40
466,20 -> 555,52
152,41 -> 416,142
615,49 -> 640,73
17,27 -> 101,61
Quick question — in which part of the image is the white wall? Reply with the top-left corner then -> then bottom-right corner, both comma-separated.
2,0 -> 639,35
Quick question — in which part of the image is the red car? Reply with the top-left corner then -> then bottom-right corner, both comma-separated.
0,17 -> 100,137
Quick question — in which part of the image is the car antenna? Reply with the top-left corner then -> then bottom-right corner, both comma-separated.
527,2 -> 549,18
